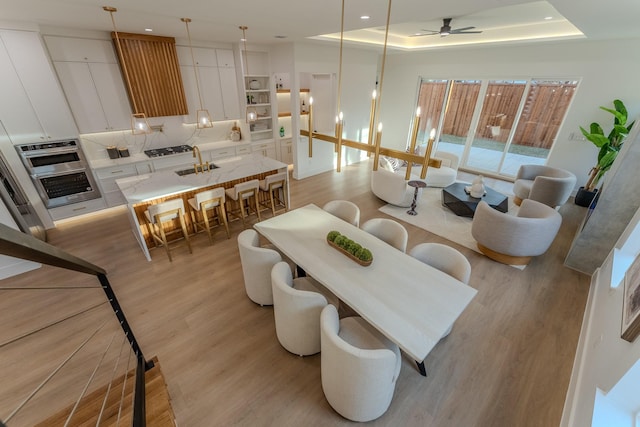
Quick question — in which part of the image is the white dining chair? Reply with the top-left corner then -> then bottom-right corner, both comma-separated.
322,200 -> 360,227
237,229 -> 282,306
271,261 -> 335,356
409,242 -> 472,375
361,218 -> 409,252
320,304 -> 401,422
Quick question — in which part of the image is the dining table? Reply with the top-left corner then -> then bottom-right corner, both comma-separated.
254,204 -> 477,374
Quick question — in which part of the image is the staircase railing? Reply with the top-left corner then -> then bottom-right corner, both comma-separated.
0,223 -> 152,426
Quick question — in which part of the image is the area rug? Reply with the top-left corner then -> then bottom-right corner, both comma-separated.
379,183 -> 524,269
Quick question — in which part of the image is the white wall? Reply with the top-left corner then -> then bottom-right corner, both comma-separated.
562,207 -> 640,425
380,38 -> 640,189
291,42 -> 379,179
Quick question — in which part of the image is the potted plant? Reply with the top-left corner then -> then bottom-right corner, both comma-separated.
575,99 -> 635,206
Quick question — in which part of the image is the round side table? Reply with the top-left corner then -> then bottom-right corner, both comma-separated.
407,180 -> 427,216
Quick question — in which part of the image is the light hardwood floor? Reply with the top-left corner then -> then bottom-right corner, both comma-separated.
1,159 -> 590,426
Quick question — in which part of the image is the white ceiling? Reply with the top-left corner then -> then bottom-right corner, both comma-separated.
1,0 -> 640,50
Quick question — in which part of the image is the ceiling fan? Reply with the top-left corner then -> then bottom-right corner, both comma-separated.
412,18 -> 482,37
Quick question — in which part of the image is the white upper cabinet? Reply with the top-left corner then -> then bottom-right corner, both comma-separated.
218,67 -> 240,120
176,46 -> 218,67
216,49 -> 235,68
45,36 -> 132,134
45,37 -> 116,63
177,46 -> 240,123
0,30 -> 78,143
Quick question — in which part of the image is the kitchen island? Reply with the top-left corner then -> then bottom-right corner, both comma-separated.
116,153 -> 288,261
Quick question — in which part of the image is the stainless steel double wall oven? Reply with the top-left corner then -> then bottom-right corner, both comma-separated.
15,139 -> 100,208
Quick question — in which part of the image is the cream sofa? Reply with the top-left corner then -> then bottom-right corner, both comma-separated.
371,150 -> 459,207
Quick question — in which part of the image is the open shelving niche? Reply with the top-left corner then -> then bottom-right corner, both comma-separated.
244,74 -> 273,141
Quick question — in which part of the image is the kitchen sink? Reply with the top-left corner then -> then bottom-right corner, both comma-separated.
175,164 -> 219,176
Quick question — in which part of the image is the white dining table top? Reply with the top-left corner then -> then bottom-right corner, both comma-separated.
254,204 -> 478,362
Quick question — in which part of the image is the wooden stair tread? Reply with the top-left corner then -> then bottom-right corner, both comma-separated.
33,356 -> 175,426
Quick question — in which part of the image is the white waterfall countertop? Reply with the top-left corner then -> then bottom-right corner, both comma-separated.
116,154 -> 287,205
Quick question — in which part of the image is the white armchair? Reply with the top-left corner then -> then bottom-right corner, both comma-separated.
237,229 -> 281,306
512,164 -> 576,208
361,218 -> 409,252
271,261 -> 331,356
320,304 -> 401,422
471,199 -> 562,266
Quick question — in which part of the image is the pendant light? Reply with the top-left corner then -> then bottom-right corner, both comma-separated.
239,26 -> 257,123
103,6 -> 151,135
182,18 -> 213,129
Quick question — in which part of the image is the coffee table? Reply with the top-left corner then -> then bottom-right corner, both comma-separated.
442,182 -> 508,217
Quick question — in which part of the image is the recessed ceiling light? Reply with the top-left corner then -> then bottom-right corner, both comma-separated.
145,28 -> 153,32
361,15 -> 370,20
544,16 -> 553,20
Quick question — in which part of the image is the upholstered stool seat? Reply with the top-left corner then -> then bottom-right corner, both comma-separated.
225,179 -> 261,227
187,187 -> 230,244
259,172 -> 288,217
144,198 -> 192,262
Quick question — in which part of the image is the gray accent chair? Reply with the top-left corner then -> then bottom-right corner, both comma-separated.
512,165 -> 576,208
471,199 -> 562,266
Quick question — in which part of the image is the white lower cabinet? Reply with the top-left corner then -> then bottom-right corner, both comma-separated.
49,198 -> 107,221
252,141 -> 277,160
279,138 -> 293,164
95,164 -> 139,208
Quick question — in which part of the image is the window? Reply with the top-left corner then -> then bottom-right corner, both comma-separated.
415,78 -> 578,177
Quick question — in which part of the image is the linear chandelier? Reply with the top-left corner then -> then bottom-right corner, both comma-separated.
103,6 -> 151,135
239,26 -> 257,123
303,0 -> 441,178
182,18 -> 213,129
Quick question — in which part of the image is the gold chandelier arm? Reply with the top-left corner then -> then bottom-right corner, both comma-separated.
336,0 -> 344,122
374,0 -> 393,125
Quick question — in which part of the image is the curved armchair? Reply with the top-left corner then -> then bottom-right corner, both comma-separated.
320,305 -> 401,422
322,200 -> 360,227
371,168 -> 416,207
471,200 -> 562,266
512,165 -> 576,208
361,218 -> 408,252
237,229 -> 281,306
271,262 -> 330,356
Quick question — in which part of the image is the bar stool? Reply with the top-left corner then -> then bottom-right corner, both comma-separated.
187,187 -> 230,245
144,198 -> 192,262
259,172 -> 288,217
225,179 -> 261,227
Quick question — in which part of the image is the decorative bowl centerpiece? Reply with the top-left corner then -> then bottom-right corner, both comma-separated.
326,230 -> 373,267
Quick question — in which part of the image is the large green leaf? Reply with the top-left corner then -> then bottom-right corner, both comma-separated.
580,126 -> 610,147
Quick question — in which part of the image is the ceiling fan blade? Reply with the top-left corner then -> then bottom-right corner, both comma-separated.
451,26 -> 476,32
451,30 -> 483,34
409,29 -> 439,37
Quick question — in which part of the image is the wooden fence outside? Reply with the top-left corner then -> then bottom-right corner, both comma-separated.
418,80 -> 577,149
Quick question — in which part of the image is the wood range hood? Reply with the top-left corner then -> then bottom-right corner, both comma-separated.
110,32 -> 188,118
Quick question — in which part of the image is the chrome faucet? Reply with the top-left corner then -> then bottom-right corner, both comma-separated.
192,145 -> 209,174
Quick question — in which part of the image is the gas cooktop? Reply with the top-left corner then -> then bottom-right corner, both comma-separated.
144,144 -> 193,158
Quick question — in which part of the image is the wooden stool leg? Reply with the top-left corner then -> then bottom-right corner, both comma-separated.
179,214 -> 192,254
157,223 -> 172,262
254,189 -> 261,222
218,204 -> 230,238
202,206 -> 214,245
270,187 -> 276,217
